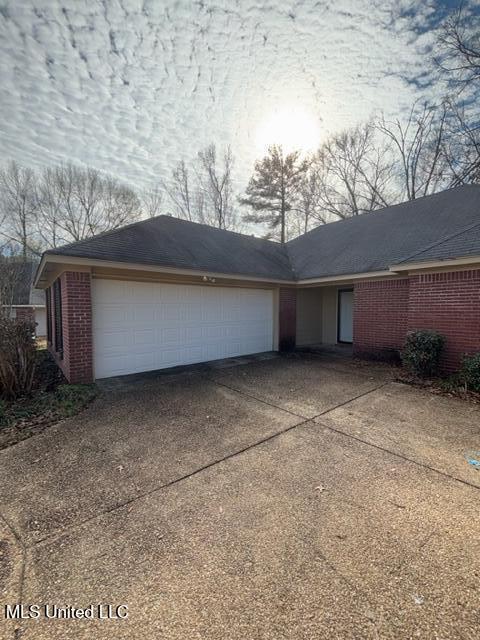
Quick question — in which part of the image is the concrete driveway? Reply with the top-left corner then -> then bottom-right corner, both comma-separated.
0,354 -> 479,639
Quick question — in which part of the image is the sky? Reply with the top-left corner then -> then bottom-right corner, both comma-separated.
0,0 -> 470,193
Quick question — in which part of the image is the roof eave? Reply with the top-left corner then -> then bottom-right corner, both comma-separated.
390,254 -> 480,273
35,252 -> 480,290
34,253 -> 296,287
296,270 -> 394,285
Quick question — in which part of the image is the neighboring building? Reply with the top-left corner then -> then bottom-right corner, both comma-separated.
3,261 -> 46,336
34,185 -> 480,383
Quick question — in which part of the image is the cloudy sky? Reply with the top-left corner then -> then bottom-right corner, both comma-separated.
0,0 -> 468,192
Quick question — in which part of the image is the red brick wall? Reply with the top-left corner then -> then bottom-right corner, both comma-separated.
353,271 -> 480,371
279,287 -> 296,351
14,307 -> 35,322
48,271 -> 93,384
353,279 -> 409,359
408,270 -> 480,372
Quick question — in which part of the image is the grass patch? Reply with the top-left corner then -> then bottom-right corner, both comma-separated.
0,384 -> 97,428
0,349 -> 97,450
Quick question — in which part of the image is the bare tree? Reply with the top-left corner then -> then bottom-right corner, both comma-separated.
442,99 -> 480,185
0,246 -> 23,315
163,160 -> 197,221
289,169 -> 323,236
102,176 -> 141,231
197,144 -> 236,229
163,146 -> 241,231
35,166 -> 64,248
35,163 -> 141,246
140,184 -> 164,218
312,124 -> 393,221
376,102 -> 453,201
436,5 -> 480,89
429,7 -> 480,186
0,161 -> 38,258
36,163 -> 100,243
241,145 -> 309,243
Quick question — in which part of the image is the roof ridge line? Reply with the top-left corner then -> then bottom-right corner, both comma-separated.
285,184 -> 480,246
43,214 -> 286,259
43,214 -> 170,255
161,215 -> 284,246
395,218 -> 480,265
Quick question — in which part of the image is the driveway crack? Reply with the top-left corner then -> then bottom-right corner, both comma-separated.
0,511 -> 27,618
20,377 -> 479,554
31,416 -> 313,548
208,378 -> 309,420
316,419 -> 480,492
209,377 -> 389,422
210,377 -> 480,492
28,381 -> 396,547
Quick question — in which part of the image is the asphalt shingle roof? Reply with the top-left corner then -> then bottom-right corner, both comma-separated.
286,185 -> 480,279
46,215 -> 296,281
43,185 -> 480,281
396,220 -> 480,264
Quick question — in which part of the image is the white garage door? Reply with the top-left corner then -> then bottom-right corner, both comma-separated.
92,279 -> 274,379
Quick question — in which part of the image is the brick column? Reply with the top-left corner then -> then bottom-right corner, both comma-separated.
279,287 -> 297,351
60,271 -> 93,383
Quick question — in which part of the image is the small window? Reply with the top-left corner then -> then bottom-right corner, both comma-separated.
46,288 -> 52,344
53,278 -> 63,357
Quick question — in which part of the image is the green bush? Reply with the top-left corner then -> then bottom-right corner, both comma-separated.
459,353 -> 480,392
0,316 -> 37,399
401,330 -> 445,378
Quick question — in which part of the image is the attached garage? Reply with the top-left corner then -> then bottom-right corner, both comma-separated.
36,187 -> 480,384
92,279 -> 275,379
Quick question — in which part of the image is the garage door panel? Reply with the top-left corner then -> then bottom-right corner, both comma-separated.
185,326 -> 202,341
133,305 -> 156,323
161,327 -> 183,344
99,354 -> 130,376
99,330 -> 133,350
95,279 -> 127,303
133,329 -> 156,346
92,280 -> 274,379
134,352 -> 157,371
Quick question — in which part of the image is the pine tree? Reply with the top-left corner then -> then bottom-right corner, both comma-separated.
240,145 -> 309,243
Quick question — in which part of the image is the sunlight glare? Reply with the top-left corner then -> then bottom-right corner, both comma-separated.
255,107 -> 321,155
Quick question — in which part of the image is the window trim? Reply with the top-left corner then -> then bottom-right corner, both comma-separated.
53,278 -> 63,358
46,288 -> 52,344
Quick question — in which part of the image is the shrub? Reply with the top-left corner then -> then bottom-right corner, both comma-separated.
459,353 -> 480,392
401,330 -> 445,378
0,316 -> 37,399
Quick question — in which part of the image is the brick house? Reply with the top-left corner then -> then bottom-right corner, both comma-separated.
34,185 -> 480,383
